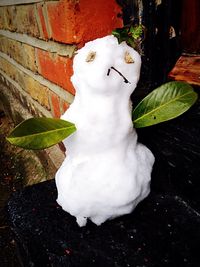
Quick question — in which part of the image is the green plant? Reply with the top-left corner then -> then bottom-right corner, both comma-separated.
6,81 -> 197,150
112,24 -> 145,53
132,81 -> 197,128
7,118 -> 76,150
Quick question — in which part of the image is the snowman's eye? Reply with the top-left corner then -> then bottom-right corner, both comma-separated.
86,51 -> 96,62
124,51 -> 134,64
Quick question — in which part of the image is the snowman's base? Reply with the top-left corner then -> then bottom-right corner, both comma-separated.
7,93 -> 200,266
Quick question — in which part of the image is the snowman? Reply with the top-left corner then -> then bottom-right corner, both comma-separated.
55,35 -> 154,227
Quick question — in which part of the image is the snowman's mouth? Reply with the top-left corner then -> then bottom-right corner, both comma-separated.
107,67 -> 131,84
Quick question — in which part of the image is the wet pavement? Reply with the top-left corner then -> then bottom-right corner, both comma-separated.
0,112 -> 23,267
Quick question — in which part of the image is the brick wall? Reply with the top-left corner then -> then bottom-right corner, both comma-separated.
0,0 -> 122,179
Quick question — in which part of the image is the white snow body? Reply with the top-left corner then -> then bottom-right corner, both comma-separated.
55,35 -> 154,227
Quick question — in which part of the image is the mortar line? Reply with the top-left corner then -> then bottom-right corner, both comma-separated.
0,0 -> 59,7
0,51 -> 75,104
0,70 -> 52,118
0,30 -> 76,57
43,2 -> 52,38
34,3 -> 44,39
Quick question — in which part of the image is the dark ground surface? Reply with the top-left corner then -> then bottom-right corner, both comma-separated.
8,180 -> 200,267
6,93 -> 200,267
0,112 -> 23,267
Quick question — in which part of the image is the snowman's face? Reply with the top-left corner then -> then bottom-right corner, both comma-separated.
71,35 -> 141,95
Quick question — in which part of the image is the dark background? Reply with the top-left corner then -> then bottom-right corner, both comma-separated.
117,0 -> 200,96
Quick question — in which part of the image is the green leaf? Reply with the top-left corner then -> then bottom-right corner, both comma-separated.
133,81 -> 198,128
6,117 -> 76,150
130,25 -> 143,40
112,25 -> 144,53
112,28 -> 129,44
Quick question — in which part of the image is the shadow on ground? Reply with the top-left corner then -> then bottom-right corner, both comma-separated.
0,112 -> 23,267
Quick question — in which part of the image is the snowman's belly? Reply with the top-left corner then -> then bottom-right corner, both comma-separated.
55,144 -> 152,219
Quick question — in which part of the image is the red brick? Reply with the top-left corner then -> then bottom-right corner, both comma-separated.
50,92 -> 61,118
46,0 -> 123,45
60,99 -> 70,114
46,0 -> 75,43
36,3 -> 49,39
36,49 -> 75,95
75,0 -> 123,46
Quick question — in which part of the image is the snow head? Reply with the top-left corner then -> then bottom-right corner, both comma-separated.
55,35 -> 154,227
72,35 -> 141,95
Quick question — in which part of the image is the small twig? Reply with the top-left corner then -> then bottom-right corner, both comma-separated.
107,68 -> 111,76
110,66 -> 131,84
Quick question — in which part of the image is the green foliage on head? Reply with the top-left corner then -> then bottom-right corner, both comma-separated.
112,24 -> 145,53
